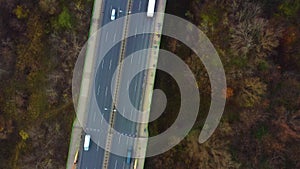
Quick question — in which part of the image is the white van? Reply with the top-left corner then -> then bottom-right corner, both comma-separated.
147,0 -> 156,17
84,134 -> 91,151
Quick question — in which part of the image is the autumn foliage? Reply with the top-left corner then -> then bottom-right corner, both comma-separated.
147,0 -> 300,168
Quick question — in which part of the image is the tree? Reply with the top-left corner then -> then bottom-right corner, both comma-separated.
39,0 -> 59,15
279,26 -> 300,71
13,5 -> 28,19
0,115 -> 14,140
57,7 -> 73,29
185,122 -> 240,169
16,14 -> 44,75
238,77 -> 267,107
278,0 -> 300,19
230,17 -> 282,61
272,75 -> 300,110
225,87 -> 234,99
229,1 -> 282,69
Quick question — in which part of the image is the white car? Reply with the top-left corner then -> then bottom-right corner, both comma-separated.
111,9 -> 116,20
83,134 -> 91,151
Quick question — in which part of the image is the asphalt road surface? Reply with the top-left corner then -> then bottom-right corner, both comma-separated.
107,0 -> 155,168
78,0 -> 156,168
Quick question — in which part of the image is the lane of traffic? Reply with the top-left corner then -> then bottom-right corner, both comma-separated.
79,0 -> 129,168
107,0 -> 155,167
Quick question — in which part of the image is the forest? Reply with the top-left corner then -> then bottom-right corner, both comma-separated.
146,0 -> 300,168
0,0 -> 299,168
0,0 -> 93,168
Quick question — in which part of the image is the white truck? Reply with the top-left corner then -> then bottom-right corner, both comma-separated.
147,0 -> 156,17
83,134 -> 91,151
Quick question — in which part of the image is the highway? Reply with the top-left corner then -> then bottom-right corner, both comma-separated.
107,0 -> 154,168
78,0 -> 128,168
77,0 -> 156,168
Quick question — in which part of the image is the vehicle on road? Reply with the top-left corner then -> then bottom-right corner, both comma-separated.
126,147 -> 133,164
147,0 -> 156,17
111,8 -> 116,20
73,150 -> 79,164
134,159 -> 138,169
84,134 -> 91,151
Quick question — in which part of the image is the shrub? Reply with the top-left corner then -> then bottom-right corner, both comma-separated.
56,7 -> 73,29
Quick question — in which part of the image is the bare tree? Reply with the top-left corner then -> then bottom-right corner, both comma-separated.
229,1 -> 282,63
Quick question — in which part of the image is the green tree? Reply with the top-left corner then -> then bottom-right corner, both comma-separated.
57,7 -> 73,29
279,0 -> 300,18
13,5 -> 28,19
